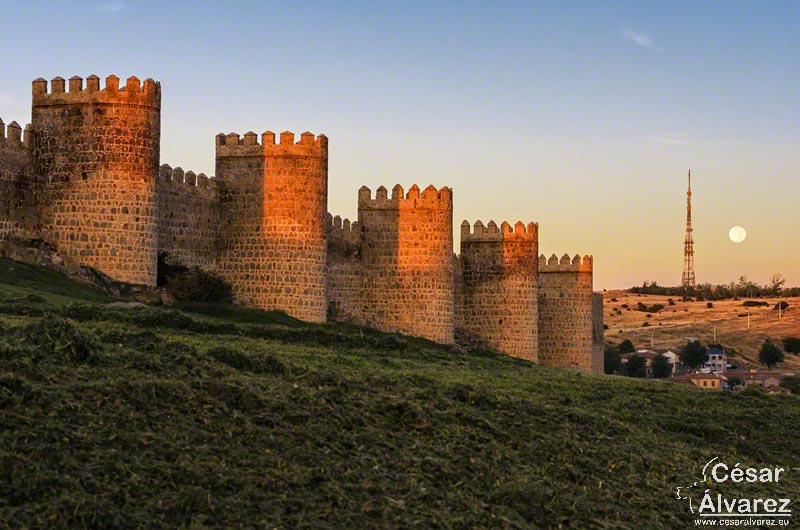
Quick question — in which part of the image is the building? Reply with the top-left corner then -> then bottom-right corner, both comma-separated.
700,348 -> 727,373
671,373 -> 726,390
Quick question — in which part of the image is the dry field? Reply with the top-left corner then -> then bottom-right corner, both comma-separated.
603,290 -> 800,369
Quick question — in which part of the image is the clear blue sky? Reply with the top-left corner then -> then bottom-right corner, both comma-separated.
1,1 -> 798,288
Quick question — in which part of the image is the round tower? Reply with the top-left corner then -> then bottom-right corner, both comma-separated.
216,131 -> 328,323
31,75 -> 161,285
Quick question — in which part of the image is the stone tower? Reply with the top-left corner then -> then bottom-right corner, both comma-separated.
215,131 -> 328,323
31,75 -> 161,285
357,184 -> 454,344
459,219 -> 539,361
538,253 -> 596,371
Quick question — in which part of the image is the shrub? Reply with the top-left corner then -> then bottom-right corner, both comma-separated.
604,348 -> 621,374
773,301 -> 789,311
681,340 -> 708,369
743,300 -> 769,307
759,339 -> 784,368
651,355 -> 672,378
783,337 -> 800,354
667,298 -> 675,306
625,355 -> 647,378
619,339 -> 635,354
158,252 -> 233,304
706,302 -> 713,309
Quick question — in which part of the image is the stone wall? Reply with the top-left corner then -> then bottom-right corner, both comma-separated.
31,75 -> 161,285
537,254 -> 595,371
0,119 -> 34,238
156,164 -> 220,270
459,220 -> 539,361
357,184 -> 454,344
216,131 -> 328,323
592,292 -> 605,374
325,213 -> 363,322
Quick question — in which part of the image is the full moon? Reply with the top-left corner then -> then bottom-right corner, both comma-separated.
729,226 -> 747,243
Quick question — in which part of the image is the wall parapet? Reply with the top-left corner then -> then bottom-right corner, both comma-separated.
538,253 -> 592,273
326,212 -> 361,255
215,130 -> 328,159
460,219 -> 537,242
0,119 -> 33,149
357,184 -> 452,210
159,164 -> 218,194
32,75 -> 160,109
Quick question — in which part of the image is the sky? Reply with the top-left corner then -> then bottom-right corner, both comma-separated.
1,1 -> 798,289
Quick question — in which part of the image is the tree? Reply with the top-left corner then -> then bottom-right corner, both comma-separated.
769,273 -> 785,296
680,340 -> 708,369
779,376 -> 800,395
759,339 -> 784,368
783,337 -> 800,355
604,348 -> 621,374
626,355 -> 647,378
651,355 -> 672,378
619,339 -> 635,354
727,376 -> 743,390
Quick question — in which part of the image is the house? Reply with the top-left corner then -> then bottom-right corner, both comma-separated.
670,373 -> 726,390
699,348 -> 726,373
723,370 -> 794,390
621,349 -> 674,377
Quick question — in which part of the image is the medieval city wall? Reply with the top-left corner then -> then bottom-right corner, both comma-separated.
325,213 -> 363,322
459,220 -> 539,361
537,254 -> 595,372
358,184 -> 454,344
2,73 -> 601,370
216,131 -> 328,323
156,164 -> 220,270
31,75 -> 161,285
0,120 -> 34,238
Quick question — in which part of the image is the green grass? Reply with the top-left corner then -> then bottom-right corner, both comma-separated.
1,263 -> 799,529
0,258 -> 113,304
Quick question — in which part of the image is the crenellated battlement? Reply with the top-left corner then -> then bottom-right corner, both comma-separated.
325,212 -> 361,256
215,130 -> 328,159
460,219 -> 537,241
357,184 -> 452,210
538,253 -> 593,273
31,75 -> 161,108
0,119 -> 33,149
159,164 -> 219,194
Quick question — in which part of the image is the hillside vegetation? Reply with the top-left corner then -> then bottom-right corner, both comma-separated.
604,289 -> 800,369
1,258 -> 799,529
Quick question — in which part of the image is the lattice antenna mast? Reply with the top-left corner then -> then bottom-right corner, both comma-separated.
682,170 -> 696,288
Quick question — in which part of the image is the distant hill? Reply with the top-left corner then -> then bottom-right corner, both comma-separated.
604,289 -> 800,369
1,258 -> 799,528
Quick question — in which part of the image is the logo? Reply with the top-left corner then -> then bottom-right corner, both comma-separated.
677,457 -> 792,526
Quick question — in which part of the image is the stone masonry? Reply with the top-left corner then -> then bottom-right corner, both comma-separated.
537,254 -> 595,371
458,220 -> 539,362
0,73 -> 601,372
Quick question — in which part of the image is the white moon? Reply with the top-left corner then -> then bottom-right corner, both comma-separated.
729,226 -> 746,243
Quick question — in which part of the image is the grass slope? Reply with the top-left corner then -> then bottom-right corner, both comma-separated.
1,263 -> 799,529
